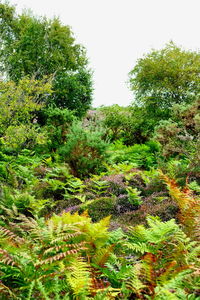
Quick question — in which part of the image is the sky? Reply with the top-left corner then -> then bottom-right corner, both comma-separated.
8,0 -> 200,107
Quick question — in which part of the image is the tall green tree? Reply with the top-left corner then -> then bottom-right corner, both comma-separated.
0,2 -> 93,116
129,42 -> 200,111
128,42 -> 200,142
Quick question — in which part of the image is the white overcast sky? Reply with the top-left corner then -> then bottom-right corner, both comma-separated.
8,0 -> 200,107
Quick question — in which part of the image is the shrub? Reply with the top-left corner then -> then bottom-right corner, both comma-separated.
99,104 -> 131,142
154,99 -> 200,177
108,140 -> 160,169
59,122 -> 109,178
42,106 -> 75,151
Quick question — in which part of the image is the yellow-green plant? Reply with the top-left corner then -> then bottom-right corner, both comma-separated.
160,171 -> 200,240
123,216 -> 200,299
0,211 -> 115,299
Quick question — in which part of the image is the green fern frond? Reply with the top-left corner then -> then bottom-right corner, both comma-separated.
36,279 -> 51,300
26,280 -> 35,300
187,244 -> 200,264
124,241 -> 153,254
92,245 -> 114,267
67,257 -> 92,297
126,264 -> 146,295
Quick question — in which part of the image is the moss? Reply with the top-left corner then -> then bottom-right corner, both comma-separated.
79,196 -> 117,221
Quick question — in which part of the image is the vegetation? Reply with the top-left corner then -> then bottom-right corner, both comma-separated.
0,2 -> 199,299
127,42 -> 200,142
0,2 -> 93,117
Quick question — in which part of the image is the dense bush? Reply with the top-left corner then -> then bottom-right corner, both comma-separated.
99,105 -> 131,141
129,42 -> 200,114
59,122 -> 110,177
108,140 -> 160,169
43,106 -> 75,152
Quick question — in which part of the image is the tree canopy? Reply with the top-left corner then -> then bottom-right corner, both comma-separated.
0,2 -> 93,116
129,42 -> 200,110
127,42 -> 200,141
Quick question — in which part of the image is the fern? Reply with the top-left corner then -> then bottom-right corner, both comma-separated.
123,216 -> 200,298
160,171 -> 200,240
126,264 -> 147,298
89,175 -> 110,196
67,257 -> 92,298
0,211 -> 116,299
0,282 -> 18,299
92,245 -> 115,267
35,279 -> 51,300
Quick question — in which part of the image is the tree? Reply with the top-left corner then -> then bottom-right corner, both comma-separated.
100,105 -> 131,141
128,42 -> 200,142
0,77 -> 52,133
129,42 -> 200,114
0,77 -> 52,153
0,2 -> 93,116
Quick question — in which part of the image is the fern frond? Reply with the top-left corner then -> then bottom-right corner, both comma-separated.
35,249 -> 81,266
26,280 -> 35,300
187,244 -> 200,263
49,231 -> 81,245
124,241 -> 153,254
0,282 -> 18,299
0,248 -> 17,267
36,279 -> 51,300
160,171 -> 200,240
67,257 -> 92,297
0,225 -> 25,245
92,245 -> 115,267
126,264 -> 146,296
43,241 -> 87,255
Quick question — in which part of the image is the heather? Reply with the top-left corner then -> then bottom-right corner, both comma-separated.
0,2 -> 199,299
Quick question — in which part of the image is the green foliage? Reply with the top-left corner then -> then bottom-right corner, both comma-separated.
126,186 -> 142,206
0,4 -> 199,299
99,105 -> 131,142
109,140 -> 160,169
154,99 -> 200,170
98,105 -> 154,144
0,211 -> 115,299
40,106 -> 75,151
105,162 -> 138,175
80,197 -> 117,221
0,2 -> 93,116
0,186 -> 47,217
64,177 -> 87,204
123,216 -> 200,298
0,77 -> 51,132
59,122 -> 109,177
188,180 -> 200,194
128,42 -> 200,139
0,77 -> 51,155
52,68 -> 93,117
129,41 -> 200,109
89,175 -> 110,196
